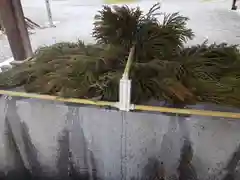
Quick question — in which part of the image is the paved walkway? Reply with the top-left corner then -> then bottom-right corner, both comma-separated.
0,0 -> 240,63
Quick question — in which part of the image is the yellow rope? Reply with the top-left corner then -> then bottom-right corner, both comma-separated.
0,90 -> 240,119
0,90 -> 115,107
135,105 -> 240,119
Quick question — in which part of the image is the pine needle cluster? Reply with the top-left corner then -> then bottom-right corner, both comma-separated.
0,3 -> 240,108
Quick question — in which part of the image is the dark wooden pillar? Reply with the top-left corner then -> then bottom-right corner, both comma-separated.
0,0 -> 33,61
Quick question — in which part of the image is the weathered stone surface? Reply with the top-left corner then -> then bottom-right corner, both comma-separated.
0,95 -> 240,179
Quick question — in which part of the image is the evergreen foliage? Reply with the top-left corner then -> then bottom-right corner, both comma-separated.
0,3 -> 240,108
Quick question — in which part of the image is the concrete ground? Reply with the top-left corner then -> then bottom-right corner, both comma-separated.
0,0 -> 240,63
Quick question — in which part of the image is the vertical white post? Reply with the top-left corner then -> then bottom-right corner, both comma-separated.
45,0 -> 55,27
119,75 -> 132,111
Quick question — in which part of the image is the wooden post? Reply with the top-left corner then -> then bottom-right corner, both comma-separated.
0,0 -> 33,61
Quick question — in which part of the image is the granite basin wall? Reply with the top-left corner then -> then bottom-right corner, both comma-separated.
0,95 -> 240,180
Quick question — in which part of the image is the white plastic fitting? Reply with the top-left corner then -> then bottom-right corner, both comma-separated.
118,75 -> 134,111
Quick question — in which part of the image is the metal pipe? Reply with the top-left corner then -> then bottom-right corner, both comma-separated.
45,0 -> 54,27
